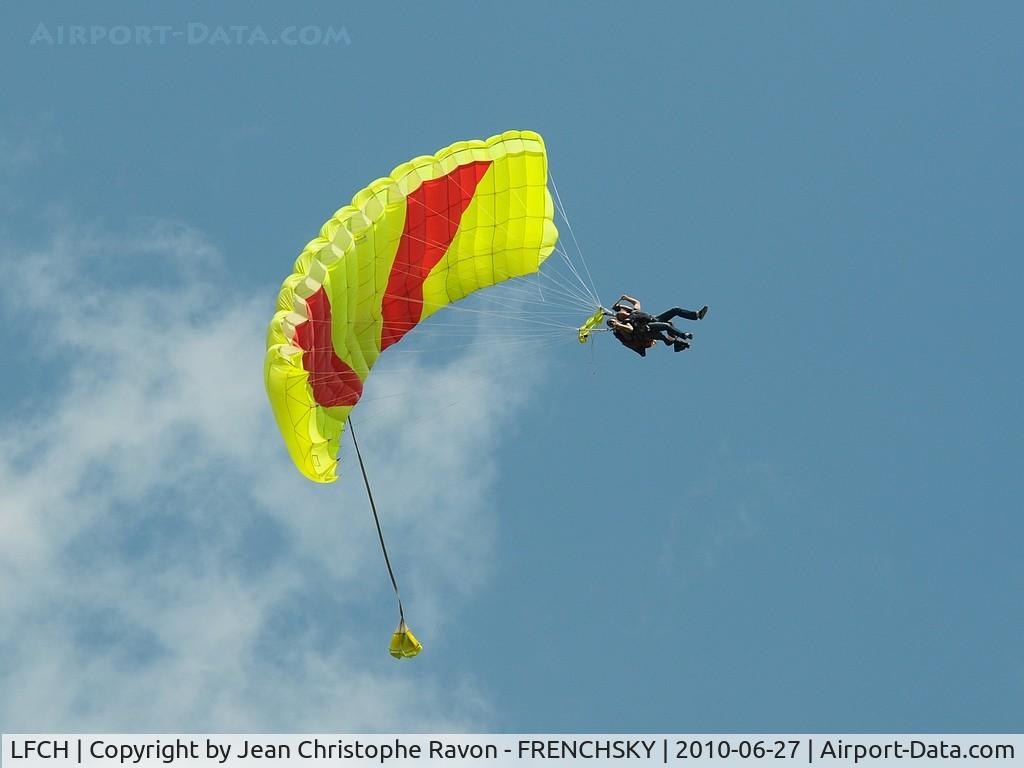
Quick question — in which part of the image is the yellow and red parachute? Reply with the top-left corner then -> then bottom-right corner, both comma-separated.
265,130 -> 559,483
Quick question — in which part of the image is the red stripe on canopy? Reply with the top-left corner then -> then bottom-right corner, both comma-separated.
380,159 -> 492,350
293,286 -> 363,407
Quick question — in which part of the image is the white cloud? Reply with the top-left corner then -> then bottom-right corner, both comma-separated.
0,218 -> 544,730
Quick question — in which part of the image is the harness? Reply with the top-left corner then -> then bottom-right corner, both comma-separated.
613,323 -> 652,356
627,310 -> 659,343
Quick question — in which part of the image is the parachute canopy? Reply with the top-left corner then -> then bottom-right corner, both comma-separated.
265,130 -> 559,482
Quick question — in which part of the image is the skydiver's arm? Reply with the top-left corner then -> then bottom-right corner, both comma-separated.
612,295 -> 638,312
609,319 -> 634,333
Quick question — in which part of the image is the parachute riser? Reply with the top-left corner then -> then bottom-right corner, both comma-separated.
348,418 -> 421,658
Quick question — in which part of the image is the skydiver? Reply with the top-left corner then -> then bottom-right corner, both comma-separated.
608,294 -> 709,354
607,307 -> 659,356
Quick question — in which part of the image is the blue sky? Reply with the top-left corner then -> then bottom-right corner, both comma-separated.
1,1 -> 1021,732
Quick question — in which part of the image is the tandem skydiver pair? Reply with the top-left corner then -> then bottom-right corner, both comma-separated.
606,294 -> 709,357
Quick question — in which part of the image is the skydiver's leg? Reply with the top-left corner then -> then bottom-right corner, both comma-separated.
642,322 -> 690,352
656,307 -> 700,322
646,321 -> 693,344
643,325 -> 675,345
646,321 -> 675,334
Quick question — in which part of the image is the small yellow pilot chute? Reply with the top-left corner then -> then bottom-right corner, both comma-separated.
389,619 -> 422,659
577,307 -> 607,343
